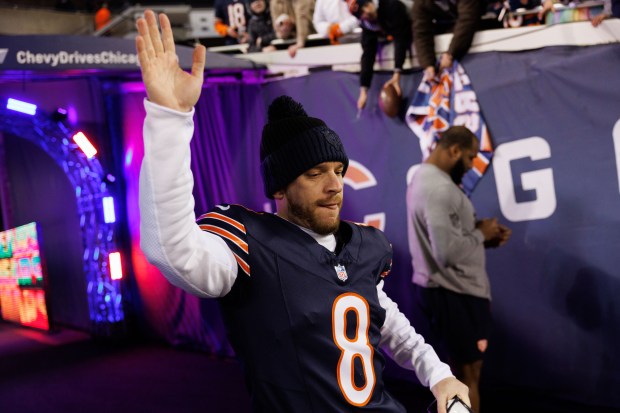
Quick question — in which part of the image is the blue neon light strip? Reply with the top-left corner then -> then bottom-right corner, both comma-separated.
7,98 -> 37,115
103,196 -> 116,223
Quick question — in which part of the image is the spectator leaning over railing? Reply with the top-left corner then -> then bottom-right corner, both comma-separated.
270,0 -> 316,57
347,0 -> 413,110
246,0 -> 278,52
313,0 -> 359,44
412,0 -> 485,80
539,0 -> 618,26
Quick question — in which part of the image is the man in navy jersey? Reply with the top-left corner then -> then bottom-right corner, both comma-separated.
136,9 -> 470,413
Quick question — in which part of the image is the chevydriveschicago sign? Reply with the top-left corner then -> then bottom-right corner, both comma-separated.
0,35 -> 195,71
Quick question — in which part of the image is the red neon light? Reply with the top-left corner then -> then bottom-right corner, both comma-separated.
109,252 -> 123,280
72,132 -> 98,158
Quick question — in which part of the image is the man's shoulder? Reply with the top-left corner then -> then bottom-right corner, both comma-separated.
197,204 -> 269,226
410,165 -> 459,201
412,164 -> 449,186
345,221 -> 391,250
216,203 -> 254,212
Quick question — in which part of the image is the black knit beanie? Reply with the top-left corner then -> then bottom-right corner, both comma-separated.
260,96 -> 349,198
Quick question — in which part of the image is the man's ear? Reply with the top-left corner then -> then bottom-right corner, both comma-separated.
448,144 -> 462,160
273,190 -> 285,200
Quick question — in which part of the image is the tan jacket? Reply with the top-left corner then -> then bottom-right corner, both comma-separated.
270,0 -> 316,45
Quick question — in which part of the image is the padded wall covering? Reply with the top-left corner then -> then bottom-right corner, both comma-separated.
124,44 -> 620,408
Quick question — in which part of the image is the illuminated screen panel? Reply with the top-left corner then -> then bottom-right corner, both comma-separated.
0,222 -> 49,330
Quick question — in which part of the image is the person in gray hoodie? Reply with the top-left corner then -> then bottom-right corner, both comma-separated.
406,126 -> 511,413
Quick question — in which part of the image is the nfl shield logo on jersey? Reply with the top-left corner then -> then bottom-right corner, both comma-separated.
334,264 -> 348,282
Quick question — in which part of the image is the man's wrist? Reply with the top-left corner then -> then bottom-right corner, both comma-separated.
473,229 -> 485,244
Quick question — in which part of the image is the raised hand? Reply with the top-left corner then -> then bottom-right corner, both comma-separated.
135,10 -> 206,112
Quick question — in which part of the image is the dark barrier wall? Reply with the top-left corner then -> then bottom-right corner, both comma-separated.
121,44 -> 620,408
462,44 -> 620,405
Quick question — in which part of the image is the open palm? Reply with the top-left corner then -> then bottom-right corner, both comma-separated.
136,10 -> 206,112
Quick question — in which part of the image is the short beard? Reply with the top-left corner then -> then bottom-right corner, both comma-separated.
287,198 -> 340,235
450,157 -> 466,185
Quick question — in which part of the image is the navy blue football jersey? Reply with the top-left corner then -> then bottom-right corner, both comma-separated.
214,0 -> 250,34
197,204 -> 404,412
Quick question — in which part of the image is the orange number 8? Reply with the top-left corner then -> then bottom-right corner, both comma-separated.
332,292 -> 376,406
